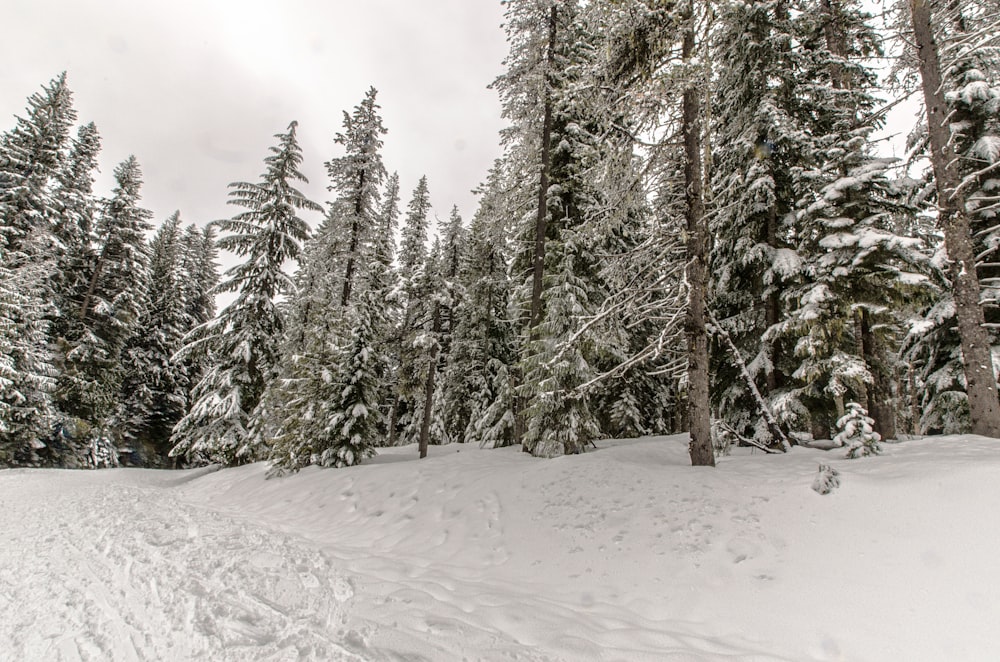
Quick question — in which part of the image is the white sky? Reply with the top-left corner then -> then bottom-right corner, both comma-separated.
2,0 -> 510,236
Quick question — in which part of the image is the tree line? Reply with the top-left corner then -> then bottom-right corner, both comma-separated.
2,0 -> 998,471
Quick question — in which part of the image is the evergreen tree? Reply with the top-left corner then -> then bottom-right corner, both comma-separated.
260,94 -> 391,464
50,122 -> 101,341
0,254 -> 56,465
903,0 -> 1000,436
899,0 -> 1000,434
171,122 -> 318,465
710,0 -> 806,444
119,212 -> 192,463
56,156 -> 153,444
442,163 -> 519,448
389,176 -> 434,447
0,74 -> 77,464
0,73 -> 75,259
834,402 -> 882,458
325,87 -> 388,308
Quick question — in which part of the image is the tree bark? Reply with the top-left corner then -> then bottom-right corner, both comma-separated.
529,6 -> 558,330
418,302 -> 443,459
682,7 -> 715,467
858,309 -> 896,439
909,0 -> 1000,437
340,169 -> 367,308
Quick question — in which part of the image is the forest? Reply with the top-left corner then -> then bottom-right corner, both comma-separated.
1,0 -> 998,472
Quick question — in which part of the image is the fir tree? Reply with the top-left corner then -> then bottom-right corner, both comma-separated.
442,164 -> 519,448
325,87 -> 388,308
0,73 -> 76,259
119,212 -> 192,463
171,122 -> 318,465
0,254 -> 56,465
834,402 -> 882,458
56,156 -> 153,443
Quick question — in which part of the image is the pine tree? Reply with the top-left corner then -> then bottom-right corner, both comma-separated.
834,402 -> 882,458
710,0 -> 807,445
389,176 -> 434,447
119,212 -> 192,463
171,122 -> 318,465
762,0 -> 930,441
50,122 -> 101,341
0,75 -> 76,464
56,156 -> 153,448
442,163 -> 519,448
0,255 -> 56,465
325,87 -> 388,309
0,73 -> 76,259
905,0 -> 1000,437
260,94 -> 391,464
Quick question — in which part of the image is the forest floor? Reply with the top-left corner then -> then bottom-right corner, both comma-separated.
1,433 -> 998,661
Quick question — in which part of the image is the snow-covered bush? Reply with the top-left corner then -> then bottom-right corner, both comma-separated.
834,403 -> 881,459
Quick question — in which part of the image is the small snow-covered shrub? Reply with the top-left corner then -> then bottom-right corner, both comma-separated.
812,464 -> 840,495
834,403 -> 881,459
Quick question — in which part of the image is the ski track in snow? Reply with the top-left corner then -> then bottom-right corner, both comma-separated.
4,435 -> 999,661
0,470 -> 360,662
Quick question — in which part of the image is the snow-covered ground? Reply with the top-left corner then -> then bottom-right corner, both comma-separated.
2,434 -> 998,661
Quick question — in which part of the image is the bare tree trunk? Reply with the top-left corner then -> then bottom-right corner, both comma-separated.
682,7 -> 714,467
909,0 -> 1000,437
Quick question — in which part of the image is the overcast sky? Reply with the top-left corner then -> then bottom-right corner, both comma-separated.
3,0 -> 510,238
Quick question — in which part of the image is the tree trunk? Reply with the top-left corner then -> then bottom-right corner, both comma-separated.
909,0 -> 1000,437
418,302 -> 442,459
859,309 -> 896,440
682,7 -> 715,467
529,6 -> 558,330
341,170 -> 367,308
78,243 -> 109,323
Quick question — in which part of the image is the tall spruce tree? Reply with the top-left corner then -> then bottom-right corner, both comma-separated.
171,122 -> 318,465
901,0 -> 1000,435
57,156 -> 153,447
119,212 -> 193,463
0,74 -> 76,464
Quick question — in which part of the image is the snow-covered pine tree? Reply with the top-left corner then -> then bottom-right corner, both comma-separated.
325,87 -> 388,309
894,0 -> 1000,434
171,122 -> 318,466
0,74 -> 76,464
118,212 -> 192,464
388,176 -> 433,447
56,156 -> 153,457
259,93 -> 392,464
767,0 -> 931,441
903,0 -> 1000,436
49,122 -> 101,342
709,0 -> 808,445
834,401 -> 882,458
0,73 -> 75,260
442,162 -> 519,448
0,253 -> 56,465
493,0 -> 610,457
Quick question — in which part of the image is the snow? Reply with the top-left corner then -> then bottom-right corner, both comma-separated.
3,435 -> 1000,661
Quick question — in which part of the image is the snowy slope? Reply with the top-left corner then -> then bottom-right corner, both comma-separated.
2,435 -> 999,661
